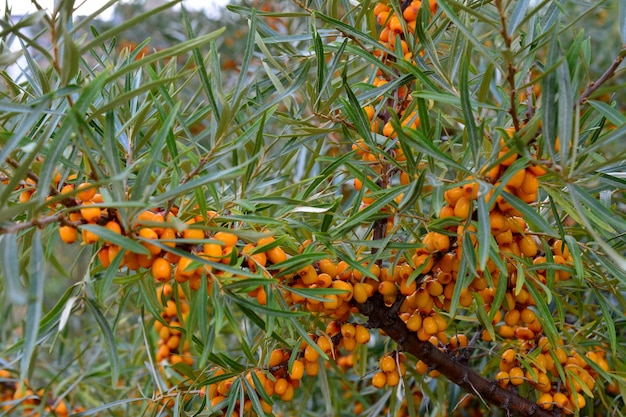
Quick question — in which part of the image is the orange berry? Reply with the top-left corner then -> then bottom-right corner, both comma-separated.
355,325 -> 370,344
514,326 -> 535,340
386,370 -> 400,387
537,393 -> 553,410
289,360 -> 305,380
76,182 -> 96,201
81,227 -> 100,244
453,197 -> 472,219
269,349 -> 285,367
521,172 -> 539,195
80,206 -> 101,223
318,258 -> 338,277
509,367 -> 525,385
415,360 -> 428,374
59,225 -> 78,244
151,257 -> 172,282
422,316 -> 438,335
379,356 -> 396,373
495,371 -> 510,387
444,187 -> 464,206
214,231 -> 238,247
267,246 -> 287,264
553,392 -> 569,409
372,371 -> 387,388
182,228 -> 205,240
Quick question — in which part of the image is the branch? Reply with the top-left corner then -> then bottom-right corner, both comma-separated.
575,48 -> 626,107
0,213 -> 80,235
495,0 -> 521,132
354,293 -> 560,417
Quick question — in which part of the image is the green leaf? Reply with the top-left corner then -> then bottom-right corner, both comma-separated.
226,292 -> 307,318
459,43 -> 480,166
85,298 -> 119,386
20,230 -> 44,381
501,192 -> 557,236
508,0 -> 530,36
587,100 -> 626,126
0,234 -> 26,305
331,187 -> 404,238
70,398 -> 145,416
525,280 -> 560,348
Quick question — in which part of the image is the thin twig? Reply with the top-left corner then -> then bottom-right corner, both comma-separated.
0,212 -> 81,235
575,48 -> 626,107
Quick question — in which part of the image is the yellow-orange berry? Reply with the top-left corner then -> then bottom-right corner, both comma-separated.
379,356 -> 396,373
289,360 -> 305,380
355,325 -> 371,344
152,257 -> 172,282
59,225 -> 78,244
80,206 -> 101,223
509,367 -> 525,386
372,371 -> 387,388
214,231 -> 238,247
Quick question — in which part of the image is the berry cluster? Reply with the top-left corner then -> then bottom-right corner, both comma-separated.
0,370 -> 70,417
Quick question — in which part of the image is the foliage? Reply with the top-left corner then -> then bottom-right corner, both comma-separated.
1,0 -> 625,416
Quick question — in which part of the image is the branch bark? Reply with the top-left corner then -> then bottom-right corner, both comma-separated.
354,293 -> 561,417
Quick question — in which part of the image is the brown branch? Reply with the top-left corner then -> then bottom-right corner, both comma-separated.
354,293 -> 561,417
0,212 -> 81,235
575,48 -> 626,107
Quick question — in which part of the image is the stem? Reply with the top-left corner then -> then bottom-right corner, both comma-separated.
355,293 -> 561,417
575,48 -> 626,107
0,213 -> 81,235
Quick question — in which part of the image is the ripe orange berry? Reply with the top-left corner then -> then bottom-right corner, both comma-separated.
182,228 -> 205,240
353,282 -> 373,303
415,360 -> 428,374
444,187 -> 464,206
214,231 -> 238,247
453,197 -> 472,219
521,172 -> 539,195
305,360 -> 320,376
422,316 -> 438,335
515,326 -> 535,340
318,258 -> 338,277
81,227 -> 100,244
139,227 -> 161,256
505,167 -> 526,189
76,182 -> 96,201
495,371 -> 510,387
386,370 -> 400,386
59,225 -> 78,244
509,367 -> 525,385
379,356 -> 397,373
267,246 -> 287,264
355,325 -> 370,344
80,206 -> 101,223
269,349 -> 285,367
151,257 -> 172,282
406,313 -> 423,332
372,371 -> 387,388
177,256 -> 196,279
289,360 -> 305,380
553,392 -> 569,409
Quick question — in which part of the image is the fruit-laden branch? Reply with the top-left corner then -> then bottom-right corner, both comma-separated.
354,293 -> 560,417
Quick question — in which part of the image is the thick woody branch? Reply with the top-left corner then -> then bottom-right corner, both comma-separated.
354,293 -> 560,417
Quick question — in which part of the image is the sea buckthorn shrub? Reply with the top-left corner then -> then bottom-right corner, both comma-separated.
1,1 -> 625,416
